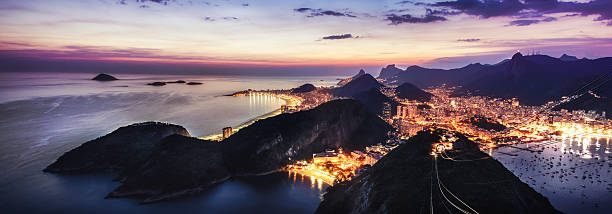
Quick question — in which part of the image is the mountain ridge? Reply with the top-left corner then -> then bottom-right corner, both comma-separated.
376,53 -> 612,109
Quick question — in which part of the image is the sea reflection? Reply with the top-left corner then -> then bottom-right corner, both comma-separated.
0,73 -> 339,214
491,135 -> 612,214
286,171 -> 329,192
249,93 -> 284,115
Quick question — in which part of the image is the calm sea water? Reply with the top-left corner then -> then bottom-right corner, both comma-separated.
0,72 -> 335,214
490,136 -> 612,214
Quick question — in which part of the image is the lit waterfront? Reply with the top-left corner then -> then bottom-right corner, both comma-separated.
201,92 -> 295,141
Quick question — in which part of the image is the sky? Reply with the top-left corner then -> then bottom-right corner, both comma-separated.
1,0 -> 612,75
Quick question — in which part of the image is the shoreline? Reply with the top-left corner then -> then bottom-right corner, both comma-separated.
200,93 -> 300,141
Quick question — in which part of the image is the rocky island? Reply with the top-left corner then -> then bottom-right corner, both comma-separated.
92,73 -> 118,81
44,99 -> 391,203
147,82 -> 166,86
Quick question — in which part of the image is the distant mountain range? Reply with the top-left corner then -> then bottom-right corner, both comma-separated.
377,53 -> 612,115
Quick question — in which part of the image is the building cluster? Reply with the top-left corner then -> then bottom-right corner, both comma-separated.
285,141 -> 401,185
388,85 -> 612,148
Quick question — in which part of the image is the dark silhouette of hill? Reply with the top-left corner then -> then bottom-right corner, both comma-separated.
464,53 -> 612,105
553,86 -> 612,118
316,129 -> 561,214
332,74 -> 383,97
338,69 -> 366,86
394,82 -> 433,102
353,88 -> 399,115
92,73 -> 118,81
330,74 -> 397,115
559,54 -> 579,62
377,64 -> 403,80
378,63 -> 489,88
291,83 -> 316,93
44,100 -> 391,203
377,53 -> 612,106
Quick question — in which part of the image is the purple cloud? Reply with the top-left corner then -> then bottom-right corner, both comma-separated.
322,34 -> 355,40
431,0 -> 612,26
508,16 -> 557,26
294,8 -> 357,18
508,19 -> 541,26
385,13 -> 447,24
457,38 -> 481,42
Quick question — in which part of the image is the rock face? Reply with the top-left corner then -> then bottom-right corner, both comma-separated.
45,99 -> 391,203
338,69 -> 367,86
44,122 -> 190,173
316,129 -> 561,214
291,83 -> 316,93
377,64 -> 403,80
92,73 -> 118,81
394,82 -> 433,102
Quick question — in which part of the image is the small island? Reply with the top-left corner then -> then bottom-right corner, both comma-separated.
147,82 -> 166,86
146,81 -> 202,86
166,80 -> 186,84
92,73 -> 118,81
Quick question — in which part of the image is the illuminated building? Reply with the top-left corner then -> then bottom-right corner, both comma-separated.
396,105 -> 403,118
222,127 -> 233,139
382,102 -> 392,121
313,150 -> 339,163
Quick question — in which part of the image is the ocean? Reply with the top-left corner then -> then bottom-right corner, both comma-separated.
0,72 -> 335,214
1,72 -> 610,214
490,136 -> 612,214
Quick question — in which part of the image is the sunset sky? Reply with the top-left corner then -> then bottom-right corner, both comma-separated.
1,0 -> 611,73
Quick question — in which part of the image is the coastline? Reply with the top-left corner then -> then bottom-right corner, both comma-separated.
200,93 -> 299,141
